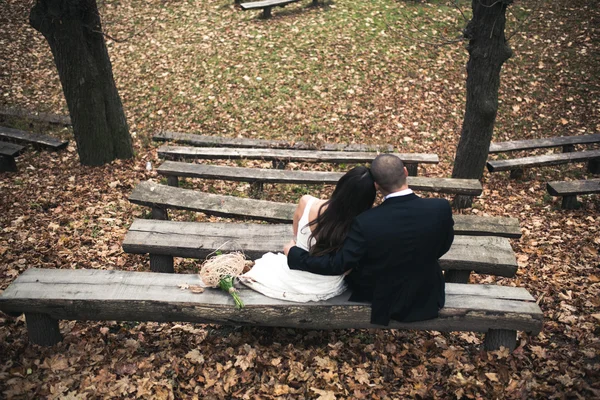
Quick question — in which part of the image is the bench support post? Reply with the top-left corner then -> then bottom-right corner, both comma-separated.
509,168 -> 524,179
405,163 -> 418,177
26,313 -> 63,346
588,159 -> 600,174
0,155 -> 17,172
152,206 -> 168,220
262,6 -> 272,18
311,0 -> 319,5
272,160 -> 287,169
561,195 -> 578,210
452,194 -> 473,209
249,181 -> 264,199
444,270 -> 471,284
484,329 -> 517,351
167,176 -> 179,187
562,144 -> 575,153
150,254 -> 175,273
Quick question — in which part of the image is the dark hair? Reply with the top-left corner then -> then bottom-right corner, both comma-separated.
307,166 -> 376,256
371,154 -> 406,193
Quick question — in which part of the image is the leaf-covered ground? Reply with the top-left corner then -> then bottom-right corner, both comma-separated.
1,0 -> 599,398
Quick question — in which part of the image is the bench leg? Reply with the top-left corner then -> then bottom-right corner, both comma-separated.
562,144 -> 575,153
484,329 -> 517,351
152,206 -> 168,220
262,6 -> 272,18
26,313 -> 63,346
150,254 -> 175,273
311,0 -> 319,5
405,163 -> 418,177
272,160 -> 287,169
167,176 -> 179,187
249,181 -> 264,199
561,195 -> 578,210
444,270 -> 471,284
509,168 -> 524,179
452,194 -> 473,209
0,155 -> 17,172
588,158 -> 600,174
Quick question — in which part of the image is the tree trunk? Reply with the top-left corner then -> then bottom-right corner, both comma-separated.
452,0 -> 513,208
30,0 -> 133,166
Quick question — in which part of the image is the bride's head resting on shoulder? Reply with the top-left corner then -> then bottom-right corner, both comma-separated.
308,165 -> 376,256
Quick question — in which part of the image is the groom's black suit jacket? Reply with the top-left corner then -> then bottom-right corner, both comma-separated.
287,193 -> 454,326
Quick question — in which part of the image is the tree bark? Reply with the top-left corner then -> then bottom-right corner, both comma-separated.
452,0 -> 513,208
30,0 -> 133,166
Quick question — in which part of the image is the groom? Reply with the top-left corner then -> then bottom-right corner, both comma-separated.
284,154 -> 454,326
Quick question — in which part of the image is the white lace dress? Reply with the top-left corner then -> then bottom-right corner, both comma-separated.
240,196 -> 347,302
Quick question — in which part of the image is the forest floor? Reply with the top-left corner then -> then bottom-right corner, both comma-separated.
0,0 -> 599,398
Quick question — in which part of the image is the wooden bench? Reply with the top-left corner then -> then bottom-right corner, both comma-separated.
0,268 -> 543,350
154,131 -> 394,153
158,146 -> 439,176
489,133 -> 600,154
156,161 -> 483,199
0,141 -> 25,172
0,107 -> 72,126
122,219 -> 518,283
240,0 -> 305,18
547,178 -> 600,209
486,149 -> 600,178
0,126 -> 69,150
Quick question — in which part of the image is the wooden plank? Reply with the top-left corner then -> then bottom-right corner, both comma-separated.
547,179 -> 600,196
154,131 -> 394,152
0,141 -> 25,157
123,219 -> 519,277
0,126 -> 69,150
158,146 -> 439,165
157,161 -> 483,196
129,181 -> 520,238
240,0 -> 300,10
0,107 -> 72,126
0,269 -> 543,333
489,134 -> 600,153
487,149 -> 600,172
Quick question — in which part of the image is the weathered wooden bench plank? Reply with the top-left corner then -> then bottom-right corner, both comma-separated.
240,0 -> 301,18
122,219 -> 518,277
157,161 -> 483,196
0,141 -> 25,172
547,179 -> 600,209
129,181 -> 521,238
0,107 -> 72,126
0,126 -> 69,150
486,149 -> 600,173
0,268 -> 543,349
158,146 -> 438,165
154,132 -> 394,153
489,134 -> 600,153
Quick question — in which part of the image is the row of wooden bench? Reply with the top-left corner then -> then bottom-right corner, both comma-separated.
0,126 -> 68,172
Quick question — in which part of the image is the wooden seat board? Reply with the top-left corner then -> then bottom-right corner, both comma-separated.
0,269 -> 543,333
123,219 -> 518,277
0,141 -> 25,157
487,149 -> 600,172
547,179 -> 600,196
157,161 -> 483,195
154,131 -> 394,152
129,181 -> 521,238
0,126 -> 68,150
0,107 -> 72,126
240,0 -> 300,9
489,134 -> 600,153
158,145 -> 439,165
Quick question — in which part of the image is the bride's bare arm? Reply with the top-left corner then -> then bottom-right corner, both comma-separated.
292,195 -> 311,237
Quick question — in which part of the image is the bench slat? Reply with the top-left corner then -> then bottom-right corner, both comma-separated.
122,219 -> 518,277
0,269 -> 543,333
0,126 -> 69,150
157,161 -> 483,195
0,141 -> 25,157
129,181 -> 521,238
153,132 -> 394,153
240,0 -> 300,9
547,179 -> 600,196
487,149 -> 600,172
0,107 -> 72,126
158,146 -> 439,165
489,134 -> 600,153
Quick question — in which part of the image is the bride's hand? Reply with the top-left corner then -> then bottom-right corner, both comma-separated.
283,239 -> 296,256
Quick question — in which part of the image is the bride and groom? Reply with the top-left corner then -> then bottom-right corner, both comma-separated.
242,154 -> 455,326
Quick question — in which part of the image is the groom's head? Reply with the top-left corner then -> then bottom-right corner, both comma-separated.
371,154 -> 408,195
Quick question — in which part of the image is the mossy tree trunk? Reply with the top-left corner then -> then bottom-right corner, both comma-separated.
452,0 -> 513,208
30,0 -> 133,166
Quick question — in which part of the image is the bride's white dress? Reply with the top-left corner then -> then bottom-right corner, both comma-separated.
240,196 -> 347,302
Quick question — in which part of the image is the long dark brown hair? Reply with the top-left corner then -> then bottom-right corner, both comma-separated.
307,166 -> 376,256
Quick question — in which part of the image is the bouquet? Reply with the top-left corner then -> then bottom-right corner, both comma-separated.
199,252 -> 252,309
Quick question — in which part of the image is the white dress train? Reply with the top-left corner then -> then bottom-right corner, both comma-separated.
240,196 -> 347,302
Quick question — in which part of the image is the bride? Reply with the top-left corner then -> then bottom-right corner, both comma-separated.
241,166 -> 376,302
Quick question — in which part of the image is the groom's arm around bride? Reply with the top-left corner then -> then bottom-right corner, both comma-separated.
284,154 -> 454,326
